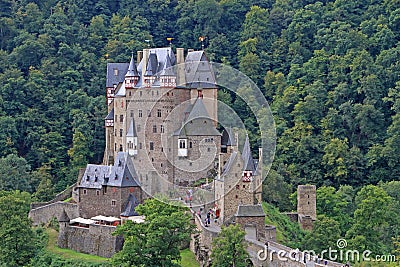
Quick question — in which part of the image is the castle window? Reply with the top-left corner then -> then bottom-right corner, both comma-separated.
236,185 -> 239,189
111,200 -> 116,206
96,190 -> 100,196
198,90 -> 203,98
189,142 -> 192,148
179,139 -> 186,149
152,158 -> 154,162
161,163 -> 163,167
130,111 -> 134,117
243,185 -> 246,189
157,109 -> 162,117
129,91 -> 132,96
160,125 -> 164,133
140,143 -> 142,149
113,68 -> 118,76
119,129 -> 123,137
167,92 -> 169,96
115,143 -> 117,151
139,110 -> 143,117
207,148 -> 211,152
235,195 -> 238,199
150,142 -> 154,150
103,186 -> 107,194
83,189 -> 87,195
161,147 -> 163,152
153,125 -> 157,133
171,92 -> 173,96
119,144 -> 123,151
140,91 -> 142,96
95,176 -> 98,182
120,115 -> 123,122
115,115 -> 117,122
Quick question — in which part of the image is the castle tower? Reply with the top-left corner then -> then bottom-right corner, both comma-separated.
297,185 -> 316,230
125,53 -> 139,89
57,209 -> 70,248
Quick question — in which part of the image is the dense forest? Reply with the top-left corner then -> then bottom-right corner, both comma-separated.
1,0 -> 400,264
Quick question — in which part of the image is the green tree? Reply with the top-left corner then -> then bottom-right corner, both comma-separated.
210,224 -> 250,267
0,190 -> 36,266
112,198 -> 195,267
0,154 -> 32,192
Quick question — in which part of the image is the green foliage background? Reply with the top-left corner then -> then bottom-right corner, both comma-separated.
0,0 -> 400,264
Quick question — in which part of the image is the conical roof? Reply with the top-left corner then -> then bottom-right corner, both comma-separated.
126,118 -> 137,137
59,209 -> 70,222
160,55 -> 175,76
126,53 -> 139,77
242,135 -> 256,171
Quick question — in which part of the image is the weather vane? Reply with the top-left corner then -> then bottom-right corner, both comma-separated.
166,37 -> 173,47
199,36 -> 206,50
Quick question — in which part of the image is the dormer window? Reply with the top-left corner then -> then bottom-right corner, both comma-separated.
86,175 -> 90,181
114,68 -> 118,76
179,139 -> 186,149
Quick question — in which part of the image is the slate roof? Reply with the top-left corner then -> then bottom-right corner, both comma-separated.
105,108 -> 114,120
174,98 -> 221,136
221,151 -> 238,176
242,135 -> 256,172
184,51 -> 216,88
59,209 -> 70,222
106,63 -> 129,87
121,194 -> 140,217
145,53 -> 158,76
126,54 -> 139,77
115,82 -> 126,97
79,152 -> 140,189
126,119 -> 137,137
236,205 -> 265,217
221,128 -> 235,147
160,55 -> 175,76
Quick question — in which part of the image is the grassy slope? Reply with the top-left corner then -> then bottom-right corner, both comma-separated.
46,228 -> 199,266
262,202 -> 305,248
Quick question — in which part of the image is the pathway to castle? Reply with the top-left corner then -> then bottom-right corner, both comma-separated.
191,206 -> 343,267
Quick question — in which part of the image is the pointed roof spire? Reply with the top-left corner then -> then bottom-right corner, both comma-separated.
242,135 -> 256,172
59,209 -> 70,222
145,53 -> 158,76
186,97 -> 210,122
126,118 -> 137,137
126,52 -> 139,77
160,55 -> 175,76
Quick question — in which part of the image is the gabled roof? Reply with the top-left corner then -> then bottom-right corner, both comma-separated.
115,82 -> 126,97
126,119 -> 137,137
79,152 -> 140,189
126,53 -> 139,77
184,50 -> 216,88
105,108 -> 114,120
106,63 -> 129,87
236,205 -> 265,217
121,194 -> 140,217
242,135 -> 256,172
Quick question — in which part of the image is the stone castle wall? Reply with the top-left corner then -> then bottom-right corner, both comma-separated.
29,202 -> 79,226
59,224 -> 123,258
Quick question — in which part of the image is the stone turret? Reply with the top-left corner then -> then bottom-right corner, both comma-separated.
57,209 -> 70,248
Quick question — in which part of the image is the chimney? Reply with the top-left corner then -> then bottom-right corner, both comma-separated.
137,51 -> 143,65
176,48 -> 185,86
176,48 -> 184,64
142,49 -> 149,77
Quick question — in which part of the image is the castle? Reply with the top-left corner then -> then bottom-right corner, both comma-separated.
53,47 -> 267,257
44,47 -> 318,261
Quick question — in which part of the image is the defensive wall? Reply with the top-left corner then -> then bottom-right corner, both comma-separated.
29,202 -> 79,226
